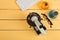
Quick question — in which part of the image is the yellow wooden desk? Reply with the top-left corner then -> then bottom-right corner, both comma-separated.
0,0 -> 60,40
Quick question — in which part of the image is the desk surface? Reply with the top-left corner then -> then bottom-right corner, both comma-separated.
0,0 -> 60,40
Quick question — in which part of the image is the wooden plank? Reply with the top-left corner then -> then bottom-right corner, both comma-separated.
0,10 -> 59,19
0,0 -> 60,9
0,20 -> 59,29
0,10 -> 60,29
0,31 -> 60,40
0,21 -> 30,29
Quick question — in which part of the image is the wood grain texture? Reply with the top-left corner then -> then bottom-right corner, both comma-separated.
0,31 -> 60,40
0,0 -> 60,40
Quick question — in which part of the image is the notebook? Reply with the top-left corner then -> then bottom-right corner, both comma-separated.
16,0 -> 40,11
